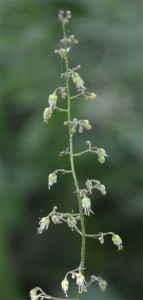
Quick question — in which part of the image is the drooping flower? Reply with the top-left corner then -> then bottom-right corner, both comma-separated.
112,234 -> 123,251
29,288 -> 39,300
48,172 -> 57,189
97,148 -> 108,164
37,216 -> 50,234
43,107 -> 53,123
61,277 -> 69,297
75,273 -> 87,293
48,92 -> 58,107
72,72 -> 86,91
82,195 -> 93,216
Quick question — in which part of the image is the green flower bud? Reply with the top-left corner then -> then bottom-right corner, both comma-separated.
43,107 -> 53,123
48,172 -> 57,189
72,73 -> 84,85
99,184 -> 106,195
67,216 -> 77,229
87,92 -> 97,100
112,234 -> 123,251
71,126 -> 76,134
86,179 -> 93,190
48,92 -> 58,107
72,38 -> 78,45
98,155 -> 105,164
59,48 -> 66,58
83,120 -> 92,130
98,148 -> 107,156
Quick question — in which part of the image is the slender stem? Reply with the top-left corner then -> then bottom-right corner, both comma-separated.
62,21 -> 86,299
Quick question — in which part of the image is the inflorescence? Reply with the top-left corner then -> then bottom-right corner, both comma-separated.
30,10 -> 123,300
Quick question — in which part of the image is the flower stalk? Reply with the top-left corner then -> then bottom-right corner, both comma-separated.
62,15 -> 86,272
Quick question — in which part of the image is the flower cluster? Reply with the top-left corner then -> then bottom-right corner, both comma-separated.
64,118 -> 92,134
86,179 -> 106,195
59,9 -> 71,25
37,207 -> 80,235
61,269 -> 87,297
96,148 -> 108,164
43,87 -> 67,123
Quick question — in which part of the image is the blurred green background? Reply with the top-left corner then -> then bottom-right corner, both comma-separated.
1,0 -> 143,299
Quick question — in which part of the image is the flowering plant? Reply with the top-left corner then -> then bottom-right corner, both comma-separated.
30,10 -> 123,300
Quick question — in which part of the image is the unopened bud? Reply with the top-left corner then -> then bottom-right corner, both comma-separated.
67,216 -> 77,229
87,92 -> 97,100
97,148 -> 107,156
98,155 -> 105,164
71,126 -> 76,134
112,234 -> 123,251
48,172 -> 57,189
83,120 -> 92,130
72,73 -> 84,85
59,48 -> 66,58
99,184 -> 106,195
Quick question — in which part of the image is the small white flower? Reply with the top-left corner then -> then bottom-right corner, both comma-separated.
37,216 -> 50,234
72,72 -> 86,91
51,214 -> 62,224
48,92 -> 58,107
61,277 -> 69,297
76,273 -> 87,293
82,195 -> 94,216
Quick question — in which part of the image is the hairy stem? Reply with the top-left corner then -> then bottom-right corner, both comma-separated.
62,21 -> 86,299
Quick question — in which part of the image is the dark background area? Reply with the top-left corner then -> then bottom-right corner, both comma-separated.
0,0 -> 143,299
